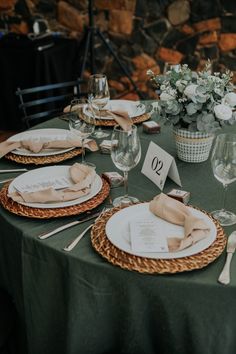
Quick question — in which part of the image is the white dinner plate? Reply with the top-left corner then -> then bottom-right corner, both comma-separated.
7,128 -> 74,157
85,100 -> 146,120
8,165 -> 103,209
105,203 -> 217,259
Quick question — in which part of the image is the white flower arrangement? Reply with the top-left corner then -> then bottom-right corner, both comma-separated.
147,62 -> 236,133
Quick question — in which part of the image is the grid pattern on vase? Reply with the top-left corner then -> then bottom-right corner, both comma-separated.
173,129 -> 214,163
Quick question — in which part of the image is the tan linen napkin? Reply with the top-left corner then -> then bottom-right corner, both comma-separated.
0,138 -> 98,158
64,104 -> 132,131
101,109 -> 133,131
8,163 -> 96,204
0,141 -> 21,158
149,193 -> 210,252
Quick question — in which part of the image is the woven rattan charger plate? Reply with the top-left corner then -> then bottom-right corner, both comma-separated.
94,113 -> 150,127
0,178 -> 110,219
4,147 -> 82,165
91,204 -> 227,274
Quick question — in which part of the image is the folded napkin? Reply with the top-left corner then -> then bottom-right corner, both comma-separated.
0,138 -> 98,158
100,109 -> 133,131
8,163 -> 96,204
64,104 -> 132,131
149,193 -> 210,252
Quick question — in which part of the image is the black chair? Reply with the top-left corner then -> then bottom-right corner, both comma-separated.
16,78 -> 87,128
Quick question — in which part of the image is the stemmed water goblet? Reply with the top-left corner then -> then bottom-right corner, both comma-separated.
111,124 -> 141,207
211,133 -> 236,226
68,98 -> 96,166
163,63 -> 181,74
88,74 -> 110,139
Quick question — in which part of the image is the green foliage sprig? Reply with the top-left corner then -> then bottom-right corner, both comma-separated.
147,62 -> 236,133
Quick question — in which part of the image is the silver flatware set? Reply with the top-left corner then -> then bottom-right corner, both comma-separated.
38,209 -> 103,240
38,207 -> 107,252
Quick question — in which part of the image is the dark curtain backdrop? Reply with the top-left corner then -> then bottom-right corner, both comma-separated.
0,34 -> 82,130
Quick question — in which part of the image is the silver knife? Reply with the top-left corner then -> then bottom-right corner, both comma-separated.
0,169 -> 28,173
218,231 -> 236,285
38,210 -> 102,239
0,178 -> 14,184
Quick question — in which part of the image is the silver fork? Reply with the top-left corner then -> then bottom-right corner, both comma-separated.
62,207 -> 107,252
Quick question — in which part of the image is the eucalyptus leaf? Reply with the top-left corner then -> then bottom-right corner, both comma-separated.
186,103 -> 198,115
183,114 -> 197,123
196,86 -> 207,95
195,94 -> 207,103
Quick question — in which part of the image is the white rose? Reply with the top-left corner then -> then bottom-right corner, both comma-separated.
176,80 -> 185,93
214,104 -> 232,120
224,92 -> 236,107
184,84 -> 198,100
160,92 -> 175,101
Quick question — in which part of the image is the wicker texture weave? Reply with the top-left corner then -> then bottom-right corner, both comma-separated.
91,205 -> 226,274
5,148 -> 83,165
0,178 -> 110,219
95,113 -> 150,126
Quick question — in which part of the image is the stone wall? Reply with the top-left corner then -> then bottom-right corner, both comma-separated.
1,0 -> 236,99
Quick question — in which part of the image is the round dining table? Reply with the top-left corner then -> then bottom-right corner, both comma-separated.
0,111 -> 236,354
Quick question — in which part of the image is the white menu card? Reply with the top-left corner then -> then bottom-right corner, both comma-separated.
13,176 -> 71,193
130,219 -> 169,253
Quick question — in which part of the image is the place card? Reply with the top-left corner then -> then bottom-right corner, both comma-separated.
15,134 -> 70,143
99,140 -> 112,154
142,121 -> 161,134
40,134 -> 71,142
141,141 -> 182,190
14,176 -> 72,193
102,172 -> 124,187
130,219 -> 168,253
167,188 -> 190,204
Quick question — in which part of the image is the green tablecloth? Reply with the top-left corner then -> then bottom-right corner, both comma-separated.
0,117 -> 236,354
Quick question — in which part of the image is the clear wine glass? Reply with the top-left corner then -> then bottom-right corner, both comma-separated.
163,63 -> 181,74
88,74 -> 110,139
111,124 -> 141,207
211,133 -> 236,226
69,98 -> 96,166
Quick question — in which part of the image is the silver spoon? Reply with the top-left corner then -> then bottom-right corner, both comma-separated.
218,231 -> 236,285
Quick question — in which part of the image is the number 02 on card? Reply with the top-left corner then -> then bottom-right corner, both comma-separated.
141,141 -> 181,190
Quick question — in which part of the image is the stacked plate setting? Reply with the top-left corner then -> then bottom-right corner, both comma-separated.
8,165 -> 103,209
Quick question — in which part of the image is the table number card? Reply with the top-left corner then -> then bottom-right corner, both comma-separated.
141,141 -> 182,190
